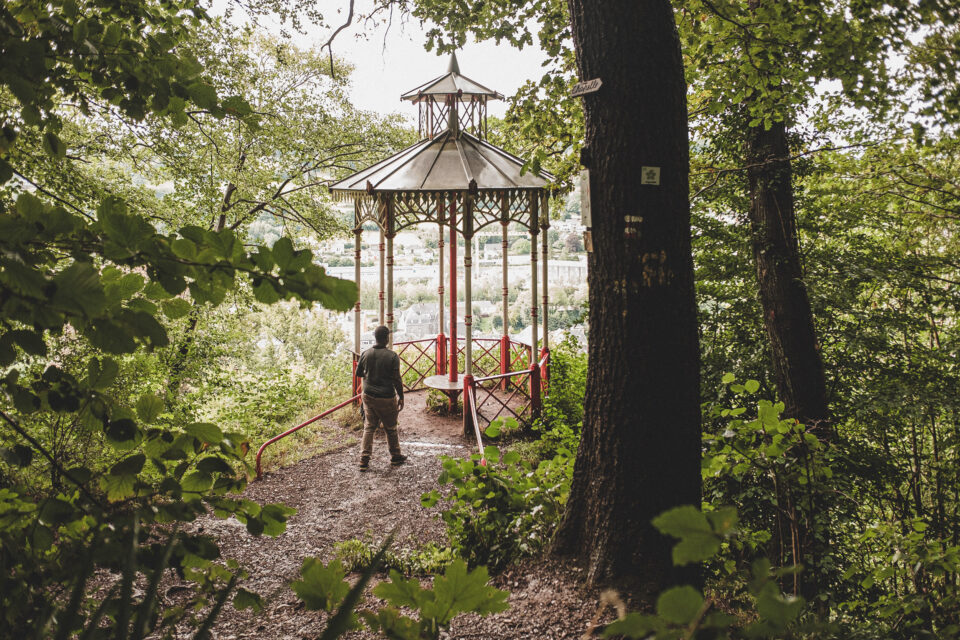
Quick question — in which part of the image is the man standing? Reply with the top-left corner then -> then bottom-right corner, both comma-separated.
355,325 -> 407,471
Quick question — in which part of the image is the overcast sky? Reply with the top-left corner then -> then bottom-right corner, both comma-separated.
239,1 -> 548,123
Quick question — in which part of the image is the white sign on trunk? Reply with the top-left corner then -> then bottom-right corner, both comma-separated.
641,166 -> 661,185
580,169 -> 592,227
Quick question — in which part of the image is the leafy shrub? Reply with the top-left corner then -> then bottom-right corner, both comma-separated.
421,445 -> 572,571
292,551 -> 508,640
333,537 -> 456,576
702,376 -> 836,598
525,334 -> 587,461
603,505 -> 810,639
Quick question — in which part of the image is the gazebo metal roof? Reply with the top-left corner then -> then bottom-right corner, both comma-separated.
329,129 -> 552,193
400,53 -> 504,102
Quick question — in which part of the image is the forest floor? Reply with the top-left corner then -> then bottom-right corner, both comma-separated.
184,391 -> 603,639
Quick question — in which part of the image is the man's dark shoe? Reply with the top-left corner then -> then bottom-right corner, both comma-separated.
390,454 -> 408,467
359,457 -> 369,471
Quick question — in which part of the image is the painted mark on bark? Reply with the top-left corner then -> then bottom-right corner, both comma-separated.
641,250 -> 673,286
624,215 -> 643,240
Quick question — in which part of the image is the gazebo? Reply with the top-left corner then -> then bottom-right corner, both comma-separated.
330,54 -> 554,436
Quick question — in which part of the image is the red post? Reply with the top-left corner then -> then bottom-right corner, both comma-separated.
449,200 -> 458,382
436,333 -> 447,375
462,373 -> 474,436
530,362 -> 541,420
499,334 -> 510,390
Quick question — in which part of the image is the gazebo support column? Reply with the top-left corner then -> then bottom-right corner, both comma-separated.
353,225 -> 362,400
529,194 -> 540,418
500,215 -> 510,390
541,197 -> 550,387
378,229 -> 385,325
437,199 -> 446,376
386,234 -> 394,347
386,198 -> 395,348
463,195 -> 474,436
448,198 -> 458,384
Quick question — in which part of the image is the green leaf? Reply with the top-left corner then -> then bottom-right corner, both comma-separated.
656,585 -> 704,625
197,456 -> 234,475
105,418 -> 139,445
181,470 -> 213,492
184,422 -> 223,444
705,507 -> 739,535
187,82 -> 218,111
136,394 -> 164,423
260,503 -> 296,536
0,445 -> 34,467
42,132 -> 67,158
253,280 -> 280,304
100,473 -> 137,501
233,588 -> 263,613
652,505 -> 722,565
87,357 -> 119,390
744,379 -> 760,393
38,498 -> 77,526
52,262 -> 107,317
110,453 -> 145,476
374,570 -> 427,610
292,557 -> 350,612
429,560 -> 508,622
272,237 -> 294,269
721,372 -> 735,384
6,330 -> 47,357
125,310 -> 169,347
161,298 -> 192,319
603,612 -> 661,638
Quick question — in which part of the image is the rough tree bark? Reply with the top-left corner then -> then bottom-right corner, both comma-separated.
552,0 -> 702,594
745,120 -> 830,432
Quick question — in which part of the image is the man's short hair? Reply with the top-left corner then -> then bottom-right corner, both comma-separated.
373,325 -> 390,345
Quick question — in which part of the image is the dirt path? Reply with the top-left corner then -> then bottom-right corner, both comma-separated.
191,392 -> 601,639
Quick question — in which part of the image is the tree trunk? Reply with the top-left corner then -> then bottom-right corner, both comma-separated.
552,0 -> 702,595
746,120 -> 831,602
745,121 -> 829,431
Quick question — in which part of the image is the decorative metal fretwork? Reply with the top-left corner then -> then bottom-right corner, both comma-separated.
393,192 -> 443,233
419,95 -> 489,140
348,190 -> 537,235
352,195 -> 382,231
471,191 -> 503,232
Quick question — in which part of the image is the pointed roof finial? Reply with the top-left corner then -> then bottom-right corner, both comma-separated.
447,52 -> 460,75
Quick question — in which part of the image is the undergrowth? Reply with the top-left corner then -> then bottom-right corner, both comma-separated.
333,537 -> 455,576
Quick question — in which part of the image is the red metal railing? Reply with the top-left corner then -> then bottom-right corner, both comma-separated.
394,338 -> 439,391
466,350 -> 548,429
466,384 -> 487,466
380,336 -> 535,394
255,394 -> 360,480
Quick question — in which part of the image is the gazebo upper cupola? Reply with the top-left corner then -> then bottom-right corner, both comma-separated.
400,52 -> 504,140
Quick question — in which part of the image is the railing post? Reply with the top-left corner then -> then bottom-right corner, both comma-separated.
499,334 -> 510,391
530,362 -> 541,420
463,374 -> 475,436
437,333 -> 447,375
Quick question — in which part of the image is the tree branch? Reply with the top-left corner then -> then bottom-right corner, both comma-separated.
321,0 -> 355,79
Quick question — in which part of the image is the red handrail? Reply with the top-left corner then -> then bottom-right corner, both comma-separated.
466,385 -> 487,466
255,394 -> 361,480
